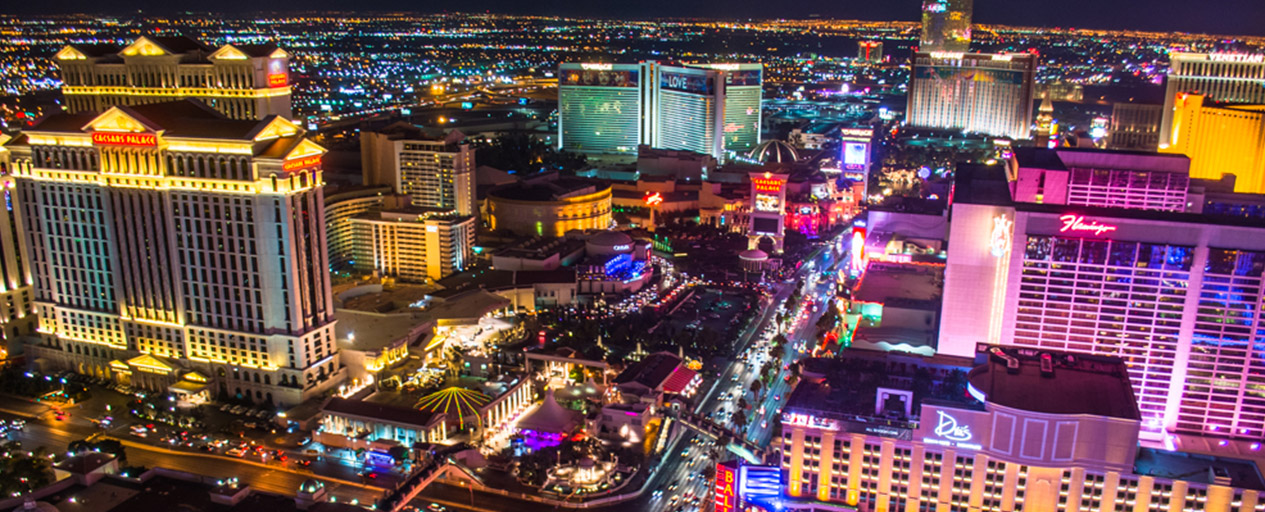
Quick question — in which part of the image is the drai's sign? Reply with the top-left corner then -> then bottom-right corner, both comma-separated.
922,410 -> 982,450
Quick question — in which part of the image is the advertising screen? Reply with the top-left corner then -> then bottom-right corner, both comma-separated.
661,71 -> 714,95
844,142 -> 868,168
562,70 -> 639,87
753,217 -> 780,235
739,466 -> 782,508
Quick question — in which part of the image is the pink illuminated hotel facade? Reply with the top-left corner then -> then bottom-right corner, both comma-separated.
941,147 -> 1265,443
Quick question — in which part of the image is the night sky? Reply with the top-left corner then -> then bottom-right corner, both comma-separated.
4,0 -> 1265,37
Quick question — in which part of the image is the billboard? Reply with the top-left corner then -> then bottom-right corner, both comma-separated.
843,142 -> 868,169
726,69 -> 762,87
916,66 -> 1025,85
739,465 -> 782,508
715,462 -> 736,512
661,71 -> 714,95
562,70 -> 639,87
753,217 -> 780,235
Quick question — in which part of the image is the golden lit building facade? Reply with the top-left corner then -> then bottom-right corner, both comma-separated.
324,186 -> 403,273
350,211 -> 475,282
486,177 -> 612,237
778,347 -> 1265,512
1161,93 -> 1265,194
55,36 -> 292,121
1160,53 -> 1265,147
0,136 -> 37,356
360,124 -> 476,216
7,100 -> 343,406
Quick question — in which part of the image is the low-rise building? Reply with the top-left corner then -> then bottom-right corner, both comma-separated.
350,210 -> 476,282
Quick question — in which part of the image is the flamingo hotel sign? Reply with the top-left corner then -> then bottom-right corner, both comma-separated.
1058,215 -> 1117,236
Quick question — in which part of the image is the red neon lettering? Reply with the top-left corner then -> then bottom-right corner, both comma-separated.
91,132 -> 156,147
752,178 -> 784,193
1058,215 -> 1117,235
283,155 -> 321,171
714,464 -> 735,512
268,73 -> 287,87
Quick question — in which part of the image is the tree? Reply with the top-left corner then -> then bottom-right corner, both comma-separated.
388,445 -> 410,463
749,380 -> 762,396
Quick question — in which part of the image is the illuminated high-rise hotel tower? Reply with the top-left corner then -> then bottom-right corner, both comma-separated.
5,99 -> 343,407
558,61 -> 762,161
920,0 -> 973,53
54,35 -> 292,121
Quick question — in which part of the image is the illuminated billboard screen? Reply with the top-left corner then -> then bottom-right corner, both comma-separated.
739,465 -> 782,508
915,66 -> 1025,85
753,217 -> 780,235
661,71 -> 714,95
562,70 -> 639,87
843,142 -> 868,169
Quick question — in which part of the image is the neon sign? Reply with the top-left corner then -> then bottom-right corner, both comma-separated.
1058,214 -> 1117,236
933,410 -> 971,441
92,132 -> 156,147
283,155 -> 321,171
751,178 -> 784,193
1209,53 -> 1264,63
850,226 -> 866,276
990,214 -> 1013,258
840,128 -> 873,138
714,463 -> 736,512
644,192 -> 663,206
580,63 -> 613,70
268,73 -> 287,88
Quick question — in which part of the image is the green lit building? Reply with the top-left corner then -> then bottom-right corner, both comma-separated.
558,61 -> 762,162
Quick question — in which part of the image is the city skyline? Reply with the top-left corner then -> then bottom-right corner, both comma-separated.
0,2 -> 1264,37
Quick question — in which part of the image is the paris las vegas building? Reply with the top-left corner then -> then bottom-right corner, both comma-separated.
772,346 -> 1265,512
0,34 -> 343,405
557,61 -> 763,161
939,147 -> 1265,442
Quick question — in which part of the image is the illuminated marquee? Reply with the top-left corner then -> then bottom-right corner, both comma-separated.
92,132 -> 157,147
840,128 -> 873,138
754,194 -> 780,212
268,74 -> 287,87
751,177 -> 784,193
644,191 -> 663,206
1058,214 -> 1117,236
283,155 -> 321,171
714,463 -> 736,512
850,226 -> 866,276
580,63 -> 613,70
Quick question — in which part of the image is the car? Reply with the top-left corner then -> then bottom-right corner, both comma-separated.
426,505 -> 447,512
761,420 -> 769,428
295,458 -> 312,467
226,448 -> 246,457
774,394 -> 781,401
9,419 -> 24,430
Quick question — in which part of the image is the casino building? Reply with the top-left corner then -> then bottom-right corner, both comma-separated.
3,100 -> 343,406
907,52 -> 1035,140
941,151 -> 1265,440
557,61 -> 762,160
54,35 -> 292,121
777,346 -> 1265,512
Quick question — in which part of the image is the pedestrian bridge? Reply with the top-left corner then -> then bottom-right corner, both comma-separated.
666,408 -> 769,464
376,444 -> 480,512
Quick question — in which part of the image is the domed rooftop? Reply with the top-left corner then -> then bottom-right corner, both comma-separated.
587,230 -> 633,248
748,140 -> 800,164
299,479 -> 325,494
739,249 -> 769,261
